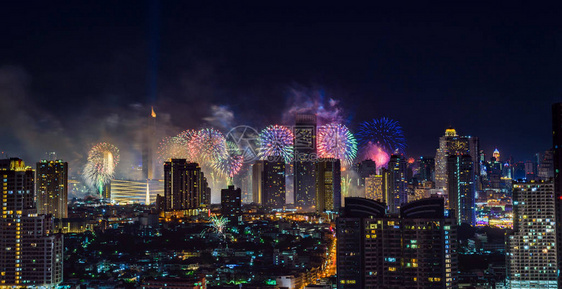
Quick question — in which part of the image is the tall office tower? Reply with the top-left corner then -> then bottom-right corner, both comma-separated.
316,158 -> 341,213
0,158 -> 63,287
36,160 -> 68,219
355,159 -> 377,186
263,160 -> 286,209
507,181 -> 557,289
163,159 -> 208,210
552,102 -> 562,288
252,160 -> 264,204
447,154 -> 475,225
221,185 -> 241,222
143,107 -> 157,180
492,148 -> 500,162
387,154 -> 407,214
538,149 -> 555,180
419,156 -> 435,182
337,197 -> 458,289
294,114 -> 317,211
365,174 -> 386,202
435,127 -> 479,202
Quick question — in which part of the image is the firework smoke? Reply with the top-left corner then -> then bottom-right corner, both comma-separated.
282,87 -> 345,125
360,142 -> 391,168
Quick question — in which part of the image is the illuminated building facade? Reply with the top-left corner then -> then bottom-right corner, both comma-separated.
507,181 -> 557,289
263,160 -> 286,209
365,173 -> 387,203
434,127 -> 479,206
551,102 -> 562,288
388,154 -> 407,214
163,160 -> 209,211
36,160 -> 68,219
337,197 -> 457,289
252,160 -> 264,204
492,148 -> 500,162
0,158 -> 63,287
294,114 -> 317,211
315,158 -> 341,213
447,154 -> 475,225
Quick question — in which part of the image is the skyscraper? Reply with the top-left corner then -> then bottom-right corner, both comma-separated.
315,158 -> 341,213
551,102 -> 562,288
507,180 -> 557,288
0,158 -> 63,287
263,160 -> 286,209
337,197 -> 457,289
294,114 -> 317,211
252,160 -> 264,204
418,156 -> 435,182
447,154 -> 475,225
387,154 -> 407,214
365,172 -> 388,203
163,159 -> 209,211
221,185 -> 241,222
36,160 -> 68,219
434,127 -> 479,209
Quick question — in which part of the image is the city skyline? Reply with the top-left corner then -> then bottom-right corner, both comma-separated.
0,2 -> 561,169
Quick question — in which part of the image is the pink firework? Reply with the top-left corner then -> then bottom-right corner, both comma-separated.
362,142 -> 390,168
190,128 -> 227,163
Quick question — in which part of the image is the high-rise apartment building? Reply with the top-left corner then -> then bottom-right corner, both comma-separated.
507,181 -> 557,288
551,102 -> 562,288
337,197 -> 457,289
315,158 -> 341,213
36,160 -> 68,219
365,172 -> 389,203
294,114 -> 317,211
263,160 -> 286,209
0,158 -> 63,287
163,159 -> 209,211
221,185 -> 241,222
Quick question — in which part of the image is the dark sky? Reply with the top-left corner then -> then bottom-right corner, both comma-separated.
1,1 -> 561,166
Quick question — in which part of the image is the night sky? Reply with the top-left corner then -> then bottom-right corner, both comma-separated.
1,1 -> 561,169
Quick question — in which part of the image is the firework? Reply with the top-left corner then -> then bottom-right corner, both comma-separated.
357,117 -> 406,154
190,128 -> 228,163
83,142 -> 120,196
258,125 -> 294,163
157,136 -> 190,163
212,141 -> 244,178
341,174 -> 353,198
200,216 -> 230,240
317,123 -> 358,166
362,143 -> 390,168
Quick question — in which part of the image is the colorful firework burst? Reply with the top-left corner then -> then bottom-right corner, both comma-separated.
83,142 -> 120,196
190,128 -> 228,163
357,117 -> 406,154
258,125 -> 294,163
212,141 -> 244,178
317,123 -> 358,166
157,136 -> 190,163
